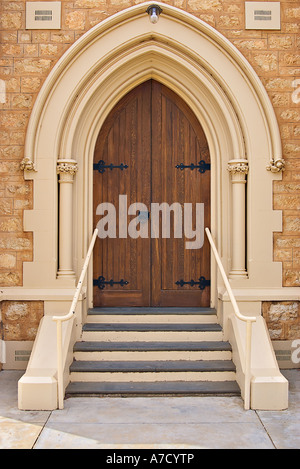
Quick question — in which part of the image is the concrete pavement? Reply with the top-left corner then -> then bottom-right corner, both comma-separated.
0,369 -> 299,449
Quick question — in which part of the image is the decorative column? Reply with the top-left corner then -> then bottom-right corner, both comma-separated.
227,159 -> 248,279
57,159 -> 78,279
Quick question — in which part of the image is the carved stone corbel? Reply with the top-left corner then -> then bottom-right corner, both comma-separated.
20,157 -> 37,172
266,158 -> 285,173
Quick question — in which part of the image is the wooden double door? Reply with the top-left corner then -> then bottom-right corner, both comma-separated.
93,80 -> 210,307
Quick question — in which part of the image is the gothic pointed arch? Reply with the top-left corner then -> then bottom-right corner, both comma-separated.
22,2 -> 283,302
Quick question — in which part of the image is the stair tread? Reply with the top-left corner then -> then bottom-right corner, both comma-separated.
88,307 -> 217,316
66,380 -> 240,395
83,323 -> 222,331
74,340 -> 232,352
70,359 -> 236,372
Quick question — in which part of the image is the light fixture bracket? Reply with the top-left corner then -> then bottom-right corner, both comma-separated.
146,4 -> 162,24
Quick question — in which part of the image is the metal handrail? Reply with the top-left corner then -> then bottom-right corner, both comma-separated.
53,228 -> 98,409
205,228 -> 256,410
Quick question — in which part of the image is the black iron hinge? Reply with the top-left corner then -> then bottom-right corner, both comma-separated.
93,276 -> 129,290
175,160 -> 210,173
175,276 -> 210,290
93,160 -> 128,173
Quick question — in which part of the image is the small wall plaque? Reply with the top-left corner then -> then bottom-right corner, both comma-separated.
245,2 -> 281,30
26,1 -> 61,29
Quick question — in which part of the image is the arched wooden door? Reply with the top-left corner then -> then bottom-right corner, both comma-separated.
93,80 -> 210,307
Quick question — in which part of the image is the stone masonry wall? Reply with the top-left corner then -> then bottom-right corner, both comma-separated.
0,300 -> 43,370
0,0 -> 299,342
262,301 -> 300,339
0,300 -> 43,341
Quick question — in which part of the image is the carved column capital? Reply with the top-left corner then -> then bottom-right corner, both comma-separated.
228,159 -> 249,183
57,159 -> 78,182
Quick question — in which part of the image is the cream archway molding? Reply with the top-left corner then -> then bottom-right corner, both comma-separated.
22,2 -> 283,308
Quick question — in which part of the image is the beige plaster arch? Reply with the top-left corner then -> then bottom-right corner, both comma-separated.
22,2 -> 284,304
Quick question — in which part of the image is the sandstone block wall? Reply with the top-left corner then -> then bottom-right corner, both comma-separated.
0,0 -> 299,344
0,300 -> 43,341
262,301 -> 300,339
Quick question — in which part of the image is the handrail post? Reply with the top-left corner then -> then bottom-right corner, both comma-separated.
53,228 -> 98,410
244,320 -> 252,410
205,228 -> 256,411
56,320 -> 64,409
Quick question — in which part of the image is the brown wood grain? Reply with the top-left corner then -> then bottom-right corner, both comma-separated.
93,80 -> 210,307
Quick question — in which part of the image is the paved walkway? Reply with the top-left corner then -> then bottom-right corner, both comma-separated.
0,370 -> 299,449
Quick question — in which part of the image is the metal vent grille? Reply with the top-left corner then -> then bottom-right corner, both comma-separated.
34,10 -> 53,21
15,350 -> 31,362
254,10 -> 272,20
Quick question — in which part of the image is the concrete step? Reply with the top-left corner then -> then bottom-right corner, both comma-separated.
66,380 -> 241,396
81,323 -> 223,342
73,340 -> 232,361
69,359 -> 236,382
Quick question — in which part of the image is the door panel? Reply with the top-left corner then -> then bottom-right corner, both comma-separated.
151,81 -> 210,306
93,80 -> 210,307
93,81 -> 151,306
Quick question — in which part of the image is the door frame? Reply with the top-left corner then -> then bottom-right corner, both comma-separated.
21,2 -> 285,320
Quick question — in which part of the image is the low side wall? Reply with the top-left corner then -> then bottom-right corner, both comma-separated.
229,314 -> 289,410
18,314 -> 76,410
